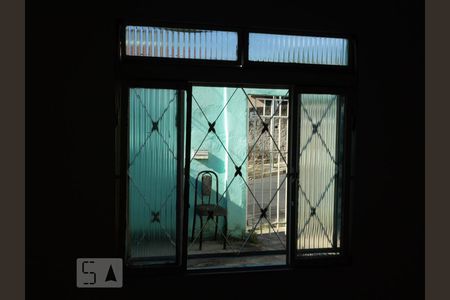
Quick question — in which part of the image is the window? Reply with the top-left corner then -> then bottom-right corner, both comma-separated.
297,94 -> 345,256
187,86 -> 289,269
125,26 -> 239,61
248,32 -> 349,65
117,23 -> 354,272
127,88 -> 182,265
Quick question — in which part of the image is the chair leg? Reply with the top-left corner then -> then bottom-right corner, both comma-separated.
223,216 -> 227,250
214,216 -> 218,240
191,212 -> 196,243
199,216 -> 203,251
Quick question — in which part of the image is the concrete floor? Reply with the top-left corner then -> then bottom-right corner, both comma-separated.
129,232 -> 287,269
188,232 -> 286,254
187,254 -> 286,269
187,232 -> 286,269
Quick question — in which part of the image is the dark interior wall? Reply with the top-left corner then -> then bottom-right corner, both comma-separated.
26,1 -> 424,299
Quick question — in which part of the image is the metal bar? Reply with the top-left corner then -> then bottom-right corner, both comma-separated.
191,93 -> 210,124
341,91 -> 354,260
264,218 -> 286,248
187,249 -> 286,259
296,247 -> 340,254
113,79 -> 121,256
261,118 -> 265,234
186,265 -> 291,276
332,95 -> 341,249
128,256 -> 179,263
124,86 -> 132,262
284,101 -> 289,230
349,93 -> 355,255
287,86 -> 299,264
269,97 -> 274,233
176,89 -> 185,266
117,84 -> 129,261
240,28 -> 248,67
213,87 -> 238,124
213,131 -> 238,167
276,97 -> 282,231
252,116 -> 256,227
181,85 -> 192,270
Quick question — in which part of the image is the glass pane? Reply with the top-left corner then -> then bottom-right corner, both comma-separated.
187,86 -> 289,269
125,26 -> 238,61
249,33 -> 349,66
297,94 -> 345,256
127,88 -> 179,265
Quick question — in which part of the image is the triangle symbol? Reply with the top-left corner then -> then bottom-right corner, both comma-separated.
105,265 -> 117,282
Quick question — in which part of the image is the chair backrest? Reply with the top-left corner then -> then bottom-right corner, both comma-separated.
194,170 -> 219,206
201,174 -> 212,197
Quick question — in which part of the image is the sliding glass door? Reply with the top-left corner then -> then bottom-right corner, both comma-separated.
123,86 -> 349,269
296,93 -> 346,256
186,85 -> 290,269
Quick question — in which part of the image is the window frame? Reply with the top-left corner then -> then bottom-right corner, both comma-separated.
290,86 -> 355,267
119,21 -> 357,71
182,82 -> 295,272
115,19 -> 356,276
117,80 -> 189,279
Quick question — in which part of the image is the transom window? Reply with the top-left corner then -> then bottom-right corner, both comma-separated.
125,26 -> 239,61
248,32 -> 349,65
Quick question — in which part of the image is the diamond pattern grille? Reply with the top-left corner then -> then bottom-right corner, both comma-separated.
297,94 -> 342,250
128,89 -> 178,259
188,87 -> 289,254
127,87 -> 344,262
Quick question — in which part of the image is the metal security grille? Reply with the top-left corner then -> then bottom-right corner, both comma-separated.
247,96 -> 289,233
297,94 -> 344,253
188,87 -> 289,260
125,87 -> 346,268
127,88 -> 179,263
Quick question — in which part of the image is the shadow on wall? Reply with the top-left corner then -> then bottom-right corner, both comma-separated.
187,173 -> 250,242
188,137 -> 248,239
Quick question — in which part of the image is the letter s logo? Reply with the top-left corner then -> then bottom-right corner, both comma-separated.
81,261 -> 96,285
